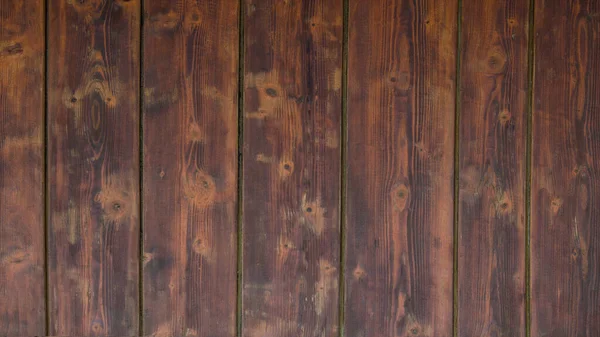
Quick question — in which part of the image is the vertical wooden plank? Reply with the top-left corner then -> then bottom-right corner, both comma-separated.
345,0 -> 457,335
242,0 -> 342,335
531,0 -> 600,335
142,0 -> 239,335
0,0 -> 45,334
457,0 -> 529,336
47,0 -> 140,334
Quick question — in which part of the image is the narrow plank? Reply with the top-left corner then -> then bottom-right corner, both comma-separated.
47,0 -> 140,334
142,0 -> 239,335
531,0 -> 600,335
242,0 -> 342,335
457,0 -> 529,336
0,0 -> 45,334
345,0 -> 457,335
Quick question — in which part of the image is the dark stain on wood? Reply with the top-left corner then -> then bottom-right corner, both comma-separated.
47,0 -> 140,334
531,0 -> 600,336
345,0 -> 457,336
242,0 -> 342,335
142,0 -> 239,336
0,0 -> 46,335
458,0 -> 529,336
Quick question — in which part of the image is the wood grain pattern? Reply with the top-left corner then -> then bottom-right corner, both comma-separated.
457,0 -> 529,336
47,0 -> 140,334
142,0 -> 239,335
531,0 -> 600,336
344,0 -> 457,336
242,0 -> 342,335
4,2 -> 600,335
0,0 -> 45,334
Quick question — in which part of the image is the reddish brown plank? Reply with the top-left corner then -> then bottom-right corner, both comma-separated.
242,0 -> 342,335
0,0 -> 45,334
142,0 -> 239,335
457,0 -> 529,336
531,0 -> 600,336
344,0 -> 457,336
47,0 -> 140,334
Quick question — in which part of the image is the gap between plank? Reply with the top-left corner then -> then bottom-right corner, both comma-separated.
452,0 -> 463,335
338,0 -> 349,335
44,0 -> 50,334
138,0 -> 145,335
236,0 -> 246,336
525,0 -> 536,336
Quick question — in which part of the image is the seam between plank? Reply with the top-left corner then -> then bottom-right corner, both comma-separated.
236,0 -> 245,336
525,0 -> 536,336
452,0 -> 463,335
138,0 -> 145,335
44,0 -> 50,334
338,0 -> 349,335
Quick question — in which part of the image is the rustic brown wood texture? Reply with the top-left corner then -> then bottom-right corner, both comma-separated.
142,0 -> 239,336
4,0 -> 600,335
47,0 -> 141,334
345,0 -> 457,336
458,0 -> 529,336
242,0 -> 342,335
0,0 -> 45,335
531,0 -> 600,336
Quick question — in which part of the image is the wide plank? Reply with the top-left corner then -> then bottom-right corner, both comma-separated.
345,0 -> 457,335
47,0 -> 141,334
142,0 -> 239,335
531,0 -> 600,336
242,0 -> 343,335
0,0 -> 45,334
457,0 -> 529,336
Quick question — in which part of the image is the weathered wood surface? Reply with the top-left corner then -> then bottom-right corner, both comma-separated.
3,1 -> 600,335
242,0 -> 343,335
47,0 -> 141,334
458,0 -> 529,336
0,0 -> 46,335
142,0 -> 239,335
344,0 -> 457,336
531,0 -> 600,336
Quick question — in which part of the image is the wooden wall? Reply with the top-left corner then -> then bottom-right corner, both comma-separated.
1,0 -> 599,336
